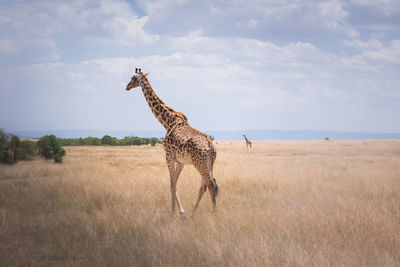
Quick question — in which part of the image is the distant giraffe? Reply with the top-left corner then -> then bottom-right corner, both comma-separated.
126,68 -> 218,218
242,134 -> 252,148
6,148 -> 14,165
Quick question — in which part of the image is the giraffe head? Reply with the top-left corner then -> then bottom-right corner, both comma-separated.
126,68 -> 146,91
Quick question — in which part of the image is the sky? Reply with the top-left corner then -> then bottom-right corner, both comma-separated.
0,0 -> 400,134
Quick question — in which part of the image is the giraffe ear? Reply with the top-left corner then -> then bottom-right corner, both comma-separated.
144,73 -> 149,76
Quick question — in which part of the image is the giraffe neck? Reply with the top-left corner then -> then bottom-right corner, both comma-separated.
139,76 -> 187,130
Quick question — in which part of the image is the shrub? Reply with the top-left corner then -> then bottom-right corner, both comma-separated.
150,137 -> 159,146
19,140 -> 37,160
9,135 -> 20,150
84,136 -> 101,146
0,129 -> 5,163
0,130 -> 38,164
101,135 -> 113,145
37,135 -> 66,163
8,135 -> 20,163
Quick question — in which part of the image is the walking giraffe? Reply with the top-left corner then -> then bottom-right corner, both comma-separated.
242,134 -> 252,148
126,68 -> 218,218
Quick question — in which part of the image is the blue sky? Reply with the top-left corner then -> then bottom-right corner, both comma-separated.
1,0 -> 399,133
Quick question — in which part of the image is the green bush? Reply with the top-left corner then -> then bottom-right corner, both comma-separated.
10,135 -> 20,150
8,135 -> 20,163
84,136 -> 101,146
150,137 -> 159,146
0,129 -> 5,163
19,140 -> 37,160
37,135 -> 66,163
0,130 -> 38,164
101,135 -> 114,145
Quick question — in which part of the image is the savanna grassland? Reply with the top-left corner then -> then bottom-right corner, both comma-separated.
0,140 -> 399,266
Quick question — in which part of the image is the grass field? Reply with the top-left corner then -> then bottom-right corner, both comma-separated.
0,140 -> 399,266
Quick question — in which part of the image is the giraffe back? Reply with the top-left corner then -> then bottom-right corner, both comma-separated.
163,123 -> 215,166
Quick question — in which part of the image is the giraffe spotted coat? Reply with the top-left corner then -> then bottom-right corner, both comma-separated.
126,69 -> 218,217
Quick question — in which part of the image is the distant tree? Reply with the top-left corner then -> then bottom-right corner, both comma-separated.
132,136 -> 141,146
19,140 -> 37,160
111,137 -> 119,146
0,129 -> 5,163
78,137 -> 85,146
150,137 -> 159,146
37,135 -> 66,163
85,136 -> 101,146
9,135 -> 21,163
101,135 -> 113,145
9,135 -> 20,150
121,136 -> 133,146
208,135 -> 215,141
0,131 -> 37,163
141,137 -> 150,145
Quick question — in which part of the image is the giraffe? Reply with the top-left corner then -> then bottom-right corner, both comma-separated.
242,134 -> 252,148
126,68 -> 218,218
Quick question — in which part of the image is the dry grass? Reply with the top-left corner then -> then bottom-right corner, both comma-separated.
1,140 -> 400,266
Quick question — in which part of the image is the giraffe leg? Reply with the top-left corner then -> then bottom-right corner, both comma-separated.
207,180 -> 217,211
192,179 -> 206,215
174,162 -> 185,216
166,154 -> 178,218
170,181 -> 177,217
192,151 -> 218,215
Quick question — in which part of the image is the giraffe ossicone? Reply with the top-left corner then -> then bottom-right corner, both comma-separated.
126,68 -> 219,218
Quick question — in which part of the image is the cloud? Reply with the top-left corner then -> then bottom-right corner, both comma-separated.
1,0 -> 400,133
343,38 -> 383,50
347,0 -> 400,31
343,38 -> 400,63
361,39 -> 400,63
0,0 -> 157,62
139,0 -> 352,39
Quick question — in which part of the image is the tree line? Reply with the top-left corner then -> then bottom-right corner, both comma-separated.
58,135 -> 162,146
1,129 -> 163,165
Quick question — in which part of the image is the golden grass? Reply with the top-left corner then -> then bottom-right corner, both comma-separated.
1,140 -> 400,266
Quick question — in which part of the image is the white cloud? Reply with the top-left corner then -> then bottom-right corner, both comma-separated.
347,29 -> 361,38
343,38 -> 400,64
0,0 -> 157,58
343,38 -> 383,50
316,0 -> 348,30
138,0 -> 352,39
1,0 -> 400,132
362,39 -> 400,63
102,15 -> 158,45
